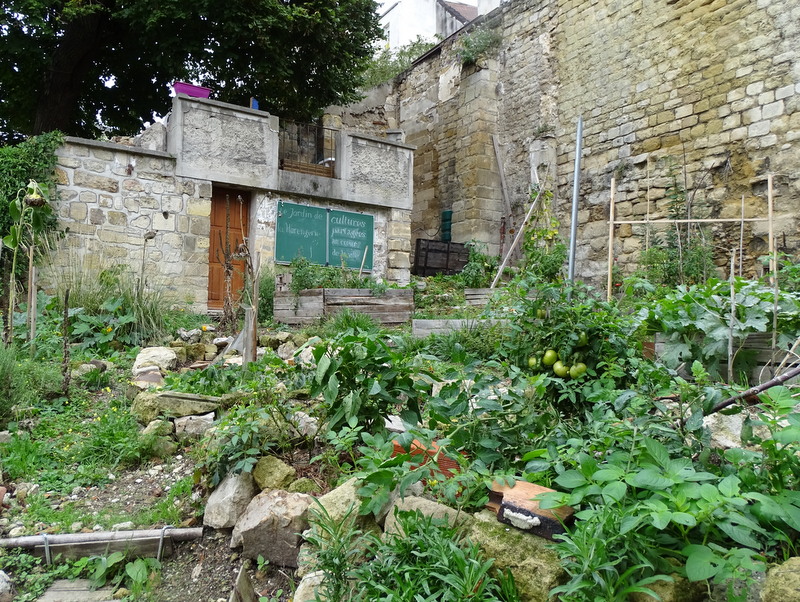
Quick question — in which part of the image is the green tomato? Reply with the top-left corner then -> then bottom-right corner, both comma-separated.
537,308 -> 547,319
527,356 -> 540,370
543,349 -> 558,366
569,362 -> 587,379
577,331 -> 588,347
553,360 -> 569,378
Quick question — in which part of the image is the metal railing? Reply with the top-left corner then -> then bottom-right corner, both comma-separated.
278,120 -> 337,178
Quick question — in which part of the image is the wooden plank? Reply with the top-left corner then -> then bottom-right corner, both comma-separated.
412,319 -> 508,338
38,579 -> 115,602
228,563 -> 259,602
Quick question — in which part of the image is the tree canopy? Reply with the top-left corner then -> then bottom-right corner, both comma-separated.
0,0 -> 382,142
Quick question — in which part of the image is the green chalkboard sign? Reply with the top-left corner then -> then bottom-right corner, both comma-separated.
275,201 -> 374,270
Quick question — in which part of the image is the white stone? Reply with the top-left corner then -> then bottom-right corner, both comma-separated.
0,570 -> 13,602
174,412 -> 215,439
111,521 -> 135,531
293,571 -> 325,602
204,472 -> 257,529
132,347 -> 178,376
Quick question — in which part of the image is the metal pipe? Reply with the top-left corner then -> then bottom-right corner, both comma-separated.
0,527 -> 204,550
567,116 -> 583,283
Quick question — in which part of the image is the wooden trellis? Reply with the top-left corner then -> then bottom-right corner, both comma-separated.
606,174 -> 776,301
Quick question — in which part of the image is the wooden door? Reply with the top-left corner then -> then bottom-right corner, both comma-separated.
208,188 -> 251,310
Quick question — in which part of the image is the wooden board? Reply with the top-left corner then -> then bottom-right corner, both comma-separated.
412,319 -> 508,338
273,289 -> 412,325
38,579 -> 115,602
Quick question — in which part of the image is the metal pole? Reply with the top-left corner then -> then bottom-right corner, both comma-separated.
567,116 -> 583,282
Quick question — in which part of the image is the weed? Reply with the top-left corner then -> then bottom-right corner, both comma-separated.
0,549 -> 80,602
457,25 -> 502,66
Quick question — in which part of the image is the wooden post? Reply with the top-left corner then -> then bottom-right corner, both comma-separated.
242,306 -> 256,368
606,177 -> 616,302
493,135 -> 513,257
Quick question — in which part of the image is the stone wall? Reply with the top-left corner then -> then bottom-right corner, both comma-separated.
337,0 -> 800,282
50,96 -> 415,313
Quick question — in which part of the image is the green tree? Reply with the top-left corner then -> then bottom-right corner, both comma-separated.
0,0 -> 382,142
361,36 -> 438,89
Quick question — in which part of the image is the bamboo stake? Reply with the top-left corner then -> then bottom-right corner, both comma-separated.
614,217 -> 769,225
739,194 -> 745,277
490,188 -> 545,289
728,252 -> 736,383
768,175 -> 778,367
606,177 -> 616,302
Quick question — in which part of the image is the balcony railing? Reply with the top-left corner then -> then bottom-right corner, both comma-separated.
278,120 -> 337,179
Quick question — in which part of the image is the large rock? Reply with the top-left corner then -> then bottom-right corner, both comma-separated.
762,556 -> 800,602
467,512 -> 564,602
174,412 -> 215,439
203,472 -> 257,529
130,391 -> 220,424
292,571 -> 325,602
0,570 -> 12,602
230,490 -> 313,567
252,456 -> 296,490
383,496 -> 469,536
132,347 -> 178,376
629,574 -> 706,602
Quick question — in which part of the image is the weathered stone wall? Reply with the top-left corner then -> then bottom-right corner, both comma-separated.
339,0 -> 800,282
50,98 -> 415,312
52,135 -> 213,309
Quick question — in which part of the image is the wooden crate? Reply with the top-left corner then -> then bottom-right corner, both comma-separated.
413,239 -> 469,276
274,288 -> 412,325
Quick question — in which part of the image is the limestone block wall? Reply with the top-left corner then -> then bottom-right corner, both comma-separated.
52,135 -> 213,308
337,0 -> 800,282
552,0 -> 800,280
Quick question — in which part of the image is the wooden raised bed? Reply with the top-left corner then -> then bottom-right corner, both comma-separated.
412,318 -> 508,338
274,288 -> 413,326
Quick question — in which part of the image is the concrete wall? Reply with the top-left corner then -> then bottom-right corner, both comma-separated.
50,96 -> 415,312
340,0 -> 800,282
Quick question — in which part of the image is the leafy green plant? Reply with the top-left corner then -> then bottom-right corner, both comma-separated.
538,432 -> 777,598
0,549 -> 82,602
352,510 -> 520,601
304,501 -> 367,600
39,252 -> 169,349
457,25 -> 502,66
460,241 -> 498,288
310,329 -> 436,433
362,36 -> 438,88
641,278 -> 800,379
198,396 -> 302,487
519,188 -> 566,282
4,179 -> 54,339
77,551 -> 161,598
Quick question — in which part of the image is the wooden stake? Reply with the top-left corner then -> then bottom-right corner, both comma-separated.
606,177 -> 616,302
493,135 -> 513,257
490,188 -> 545,288
728,252 -> 736,383
768,174 -> 776,284
739,194 -> 745,277
61,289 -> 71,396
